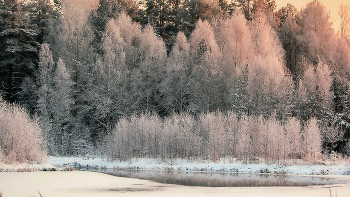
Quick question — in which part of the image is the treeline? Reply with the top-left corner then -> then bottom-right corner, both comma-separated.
101,112 -> 323,163
0,0 -> 350,158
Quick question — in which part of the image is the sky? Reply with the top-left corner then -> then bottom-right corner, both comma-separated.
275,0 -> 350,32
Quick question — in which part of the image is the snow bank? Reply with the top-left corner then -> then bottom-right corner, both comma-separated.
47,157 -> 350,175
0,162 -> 56,172
1,156 -> 348,175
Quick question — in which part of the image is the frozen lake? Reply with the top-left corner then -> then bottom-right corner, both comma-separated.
98,169 -> 346,187
1,171 -> 350,197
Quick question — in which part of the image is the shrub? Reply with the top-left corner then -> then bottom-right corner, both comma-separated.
103,111 -> 324,163
0,99 -> 46,164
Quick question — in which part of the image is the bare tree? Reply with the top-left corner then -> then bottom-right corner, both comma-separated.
339,4 -> 350,40
302,117 -> 322,160
37,43 -> 55,155
0,99 -> 46,163
285,117 -> 302,159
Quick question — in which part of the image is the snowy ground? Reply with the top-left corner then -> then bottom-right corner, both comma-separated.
46,156 -> 350,176
1,156 -> 349,175
0,161 -> 56,172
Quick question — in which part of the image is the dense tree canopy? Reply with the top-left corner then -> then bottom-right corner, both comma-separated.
1,0 -> 350,159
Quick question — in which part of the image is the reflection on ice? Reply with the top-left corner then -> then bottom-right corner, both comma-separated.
98,169 -> 346,187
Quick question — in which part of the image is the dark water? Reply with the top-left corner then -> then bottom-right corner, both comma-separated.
97,169 -> 346,187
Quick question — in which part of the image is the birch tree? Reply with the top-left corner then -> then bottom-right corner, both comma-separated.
0,98 -> 46,163
339,4 -> 350,40
302,117 -> 322,160
37,43 -> 55,154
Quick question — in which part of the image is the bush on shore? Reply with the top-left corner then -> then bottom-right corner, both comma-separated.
0,99 -> 46,164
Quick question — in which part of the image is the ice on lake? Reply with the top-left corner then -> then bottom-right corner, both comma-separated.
98,169 -> 346,187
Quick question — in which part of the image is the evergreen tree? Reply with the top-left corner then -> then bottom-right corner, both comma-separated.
88,19 -> 126,141
296,63 -> 333,121
235,0 -> 254,20
119,0 -> 139,16
90,0 -> 120,54
51,58 -> 73,155
133,24 -> 167,115
330,74 -> 350,148
162,32 -> 192,113
18,77 -> 38,113
28,0 -> 57,44
0,0 -> 39,110
277,5 -> 303,85
332,74 -> 350,114
53,0 -> 95,155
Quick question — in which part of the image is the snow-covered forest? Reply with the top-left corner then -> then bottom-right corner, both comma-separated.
1,0 -> 350,163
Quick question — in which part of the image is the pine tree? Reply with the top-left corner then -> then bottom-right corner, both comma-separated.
277,4 -> 303,84
332,74 -> 350,114
140,0 -> 172,38
28,0 -> 57,44
90,0 -> 120,54
235,0 -> 254,20
0,0 -> 39,110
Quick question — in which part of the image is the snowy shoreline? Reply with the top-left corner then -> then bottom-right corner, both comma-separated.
50,156 -> 350,175
1,156 -> 349,175
0,162 -> 56,172
47,156 -> 350,175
